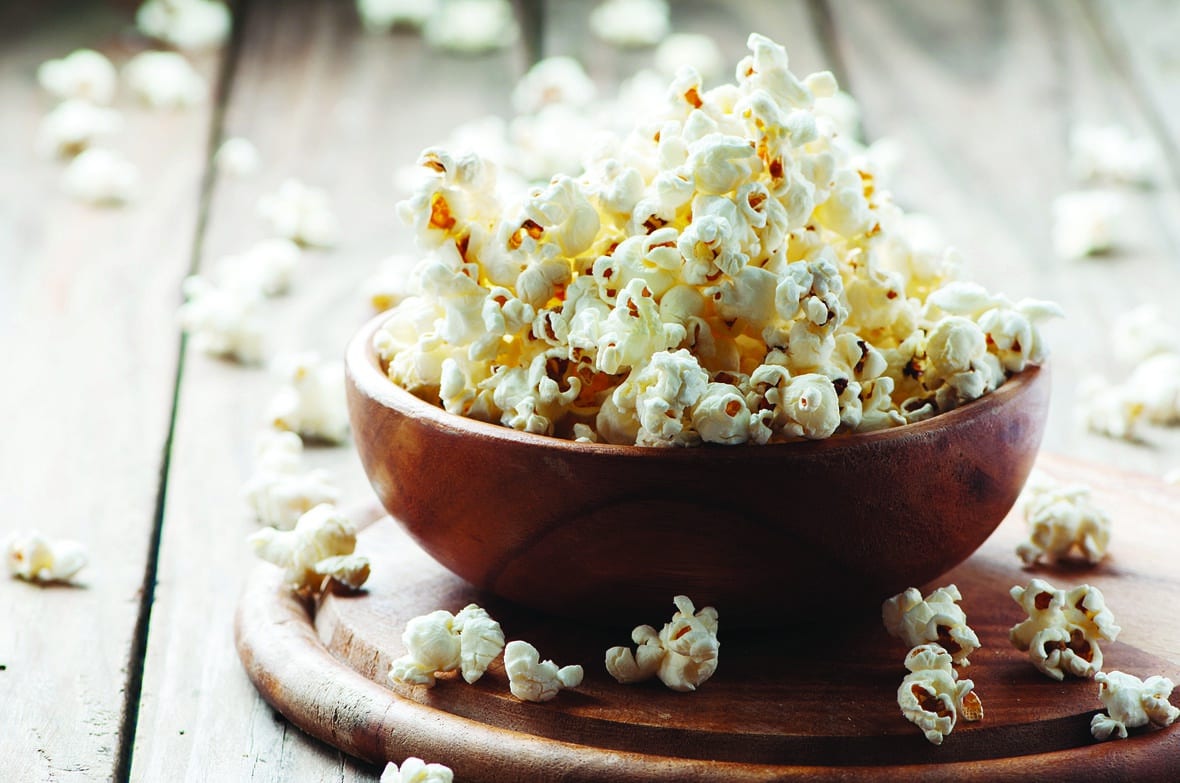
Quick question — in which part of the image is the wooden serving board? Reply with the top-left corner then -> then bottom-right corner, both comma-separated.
235,454 -> 1180,780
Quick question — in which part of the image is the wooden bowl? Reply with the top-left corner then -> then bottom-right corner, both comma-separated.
346,315 -> 1050,627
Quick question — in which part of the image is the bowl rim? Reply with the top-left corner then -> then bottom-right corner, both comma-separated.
347,313 -> 1047,460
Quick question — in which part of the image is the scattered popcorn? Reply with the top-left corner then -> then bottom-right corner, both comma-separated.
388,604 -> 505,687
897,643 -> 983,746
654,33 -> 725,83
1077,375 -> 1145,441
380,757 -> 454,783
882,585 -> 980,667
136,0 -> 232,50
589,0 -> 670,48
1112,305 -> 1178,366
177,275 -> 267,364
1051,190 -> 1126,260
247,503 -> 367,592
123,51 -> 207,109
362,255 -> 416,312
1091,671 -> 1179,741
422,0 -> 519,54
37,49 -> 117,104
605,595 -> 719,692
218,238 -> 301,297
1016,474 -> 1111,566
258,179 -> 340,248
503,640 -> 583,703
266,353 -> 350,443
511,57 -> 597,115
36,99 -> 123,159
242,431 -> 339,529
1009,578 -> 1120,681
1069,123 -> 1158,186
215,136 -> 261,178
357,0 -> 439,32
5,532 -> 88,584
62,147 -> 139,205
1126,353 -> 1180,424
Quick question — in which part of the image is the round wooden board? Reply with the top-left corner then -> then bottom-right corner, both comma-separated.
235,455 -> 1180,781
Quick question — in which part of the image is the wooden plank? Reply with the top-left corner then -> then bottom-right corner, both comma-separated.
0,2 -> 224,781
128,1 -> 529,780
823,0 -> 1180,476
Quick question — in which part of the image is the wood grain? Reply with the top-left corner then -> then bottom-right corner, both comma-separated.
0,3 -> 224,780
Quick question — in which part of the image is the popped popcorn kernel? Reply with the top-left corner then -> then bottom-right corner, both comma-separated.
242,431 -> 339,530
1051,190 -> 1126,260
1077,375 -> 1145,441
217,238 -> 301,298
1069,123 -> 1158,186
123,51 -> 207,109
590,0 -> 670,48
215,136 -> 261,178
258,179 -> 340,248
605,595 -> 719,692
380,757 -> 454,783
37,49 -> 117,104
1009,578 -> 1120,681
357,0 -> 439,32
897,643 -> 983,746
882,585 -> 980,667
654,34 -> 724,83
62,147 -> 139,205
136,0 -> 232,51
36,99 -> 123,159
423,0 -> 519,54
5,532 -> 88,584
1112,304 -> 1178,366
1091,671 -> 1179,741
1016,474 -> 1111,566
504,640 -> 583,702
512,56 -> 597,115
178,275 -> 267,364
266,353 -> 350,444
247,503 -> 367,592
389,604 -> 505,687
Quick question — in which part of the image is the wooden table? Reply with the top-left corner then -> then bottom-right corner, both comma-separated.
3,1 -> 1180,780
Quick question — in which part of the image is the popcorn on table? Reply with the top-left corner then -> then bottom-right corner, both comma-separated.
5,532 -> 88,584
242,431 -> 339,530
177,275 -> 268,364
36,99 -> 124,159
218,238 -> 301,297
897,643 -> 983,746
357,0 -> 440,32
266,353 -> 350,443
62,148 -> 139,205
1051,189 -> 1126,260
503,640 -> 583,702
258,179 -> 340,248
123,51 -> 207,109
215,136 -> 261,178
1112,304 -> 1178,366
1126,352 -> 1180,425
1068,123 -> 1158,187
380,757 -> 454,783
605,595 -> 719,692
1077,375 -> 1145,442
882,585 -> 980,667
37,49 -> 117,104
1016,473 -> 1111,566
136,0 -> 232,51
388,604 -> 505,687
248,503 -> 368,592
1091,671 -> 1179,741
362,255 -> 416,312
423,0 -> 519,54
1009,578 -> 1120,681
589,0 -> 670,48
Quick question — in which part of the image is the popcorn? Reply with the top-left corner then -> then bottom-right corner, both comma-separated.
178,275 -> 267,364
1051,190 -> 1126,260
589,0 -> 670,48
258,179 -> 340,248
1126,353 -> 1180,424
5,532 -> 88,584
1077,375 -> 1145,441
123,51 -> 207,109
362,255 -> 416,312
36,99 -> 123,159
1069,123 -> 1158,186
511,57 -> 597,115
357,0 -> 439,32
1111,305 -> 1178,366
503,640 -> 583,702
388,604 -> 505,687
61,148 -> 139,205
37,49 -> 117,104
1017,474 -> 1111,566
242,431 -> 339,529
215,136 -> 261,178
136,0 -> 232,50
218,238 -> 301,297
605,595 -> 719,692
266,353 -> 350,444
380,758 -> 454,783
422,0 -> 519,54
654,34 -> 724,83
1009,579 -> 1120,681
882,585 -> 980,667
897,644 -> 983,745
1091,671 -> 1179,741
247,504 -> 367,592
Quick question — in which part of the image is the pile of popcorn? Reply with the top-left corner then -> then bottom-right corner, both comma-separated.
373,34 -> 1060,446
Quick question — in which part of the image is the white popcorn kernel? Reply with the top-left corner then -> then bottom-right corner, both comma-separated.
777,373 -> 841,440
897,644 -> 983,746
1017,474 -> 1111,566
37,49 -> 117,104
1051,190 -> 1126,260
380,757 -> 455,783
521,175 -> 601,260
1125,353 -> 1180,425
5,532 -> 88,584
362,255 -> 416,312
626,349 -> 710,447
215,136 -> 260,177
62,148 -> 139,205
654,34 -> 724,82
423,0 -> 519,54
589,0 -> 670,48
691,382 -> 752,445
389,604 -> 505,688
136,0 -> 232,50
36,99 -> 123,159
248,503 -> 364,592
1091,671 -> 1179,741
454,604 -> 507,684
503,640 -> 583,703
267,353 -> 350,444
313,554 -> 371,591
1112,305 -> 1178,366
242,431 -> 339,530
123,51 -> 207,109
1009,579 -> 1120,681
217,238 -> 301,298
606,595 -> 719,692
686,133 -> 763,196
1068,123 -> 1158,186
882,585 -> 980,667
258,179 -> 340,248
1077,375 -> 1145,441
357,0 -> 439,32
512,56 -> 597,114
178,275 -> 267,364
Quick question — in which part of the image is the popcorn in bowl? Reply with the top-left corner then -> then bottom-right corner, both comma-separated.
372,34 -> 1059,446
